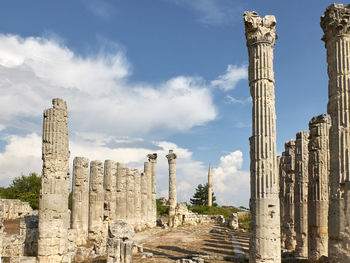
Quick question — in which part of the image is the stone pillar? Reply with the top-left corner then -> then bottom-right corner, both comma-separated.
208,164 -> 213,207
134,169 -> 141,230
166,150 -> 177,227
147,153 -> 158,227
143,162 -> 152,227
38,98 -> 70,263
71,156 -> 89,245
104,160 -> 117,222
243,12 -> 280,262
308,114 -> 330,262
278,155 -> 286,248
89,160 -> 104,240
294,131 -> 309,258
283,140 -> 297,251
116,162 -> 127,220
126,168 -> 135,225
321,4 -> 350,262
141,165 -> 149,228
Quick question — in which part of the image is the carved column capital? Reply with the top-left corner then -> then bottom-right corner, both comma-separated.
147,153 -> 158,163
321,4 -> 350,43
243,11 -> 277,46
166,150 -> 177,163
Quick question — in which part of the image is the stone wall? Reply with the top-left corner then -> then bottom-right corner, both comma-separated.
0,200 -> 36,221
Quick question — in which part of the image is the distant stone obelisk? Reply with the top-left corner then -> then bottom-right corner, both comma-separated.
208,164 -> 213,207
244,11 -> 281,263
166,150 -> 177,227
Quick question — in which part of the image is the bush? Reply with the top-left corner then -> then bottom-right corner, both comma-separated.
189,205 -> 245,219
238,212 -> 251,229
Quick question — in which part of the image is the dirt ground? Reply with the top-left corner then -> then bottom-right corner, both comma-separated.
133,223 -> 249,262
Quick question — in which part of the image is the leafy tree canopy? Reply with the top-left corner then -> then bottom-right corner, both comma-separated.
190,183 -> 217,206
0,173 -> 41,209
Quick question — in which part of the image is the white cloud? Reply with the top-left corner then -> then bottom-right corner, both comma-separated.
211,64 -> 247,91
225,95 -> 251,104
82,0 -> 116,19
212,151 -> 249,206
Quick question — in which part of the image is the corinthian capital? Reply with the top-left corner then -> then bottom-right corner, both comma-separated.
321,4 -> 350,43
147,153 -> 158,162
166,150 -> 177,162
243,11 -> 277,46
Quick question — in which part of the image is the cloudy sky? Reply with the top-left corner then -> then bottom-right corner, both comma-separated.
0,0 -> 337,206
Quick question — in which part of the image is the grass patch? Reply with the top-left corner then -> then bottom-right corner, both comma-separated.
238,212 -> 251,229
189,205 -> 246,219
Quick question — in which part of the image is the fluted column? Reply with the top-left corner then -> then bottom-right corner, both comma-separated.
308,114 -> 330,262
126,168 -> 135,225
243,12 -> 280,263
89,160 -> 104,241
147,153 -> 158,227
134,169 -> 141,230
166,150 -> 177,227
104,160 -> 117,222
208,164 -> 213,207
38,98 -> 70,263
321,4 -> 350,262
116,162 -> 127,220
71,156 -> 89,245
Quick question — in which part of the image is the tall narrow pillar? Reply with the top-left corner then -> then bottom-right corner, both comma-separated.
116,162 -> 127,220
294,131 -> 309,258
147,153 -> 158,227
166,150 -> 177,227
126,168 -> 135,225
308,114 -> 330,262
278,155 -> 286,248
141,163 -> 150,228
38,98 -> 70,263
134,169 -> 141,230
143,162 -> 152,227
104,160 -> 117,222
71,156 -> 89,245
208,164 -> 213,207
243,12 -> 281,262
89,160 -> 104,241
282,140 -> 297,251
321,4 -> 350,262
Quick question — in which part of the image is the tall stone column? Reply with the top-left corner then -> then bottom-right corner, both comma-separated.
38,98 -> 70,263
116,162 -> 127,220
141,163 -> 150,228
243,12 -> 281,262
134,169 -> 142,230
278,155 -> 286,248
308,114 -> 330,262
294,131 -> 309,258
321,4 -> 350,262
147,153 -> 158,227
126,168 -> 135,225
208,164 -> 213,207
143,162 -> 152,227
104,160 -> 117,222
283,140 -> 297,250
71,156 -> 89,245
166,150 -> 177,227
89,160 -> 104,241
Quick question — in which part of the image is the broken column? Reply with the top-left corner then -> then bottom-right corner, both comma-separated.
38,98 -> 70,263
243,12 -> 281,262
89,160 -> 104,241
321,4 -> 350,262
126,168 -> 135,225
116,162 -> 127,220
283,140 -> 297,251
147,153 -> 158,227
208,164 -> 213,207
166,150 -> 177,227
71,156 -> 90,245
104,160 -> 117,222
308,114 -> 330,262
294,131 -> 309,258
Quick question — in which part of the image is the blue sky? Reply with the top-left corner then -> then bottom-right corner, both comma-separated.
0,0 -> 337,206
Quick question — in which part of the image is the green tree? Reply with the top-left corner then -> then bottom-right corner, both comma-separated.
190,183 -> 217,206
0,173 -> 41,209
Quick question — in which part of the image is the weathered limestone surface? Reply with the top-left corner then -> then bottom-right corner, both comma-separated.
208,165 -> 213,207
166,150 -> 177,227
89,160 -> 104,241
0,199 -> 35,220
278,155 -> 286,248
104,160 -> 117,222
308,114 -> 330,262
321,4 -> 350,262
71,157 -> 89,245
38,98 -> 70,263
282,140 -> 297,251
116,162 -> 127,220
126,168 -> 135,225
294,131 -> 309,258
243,11 -> 281,263
143,162 -> 152,227
134,168 -> 142,230
147,153 -> 158,227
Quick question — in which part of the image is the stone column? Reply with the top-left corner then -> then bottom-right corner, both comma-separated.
143,162 -> 152,227
294,131 -> 309,258
321,4 -> 350,262
166,150 -> 177,227
134,169 -> 141,230
126,168 -> 135,225
208,164 -> 213,207
308,114 -> 330,262
278,155 -> 286,248
104,160 -> 117,222
116,162 -> 127,220
283,140 -> 297,251
71,156 -> 89,245
38,98 -> 70,263
243,12 -> 280,262
141,164 -> 149,228
147,153 -> 158,227
89,160 -> 104,241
